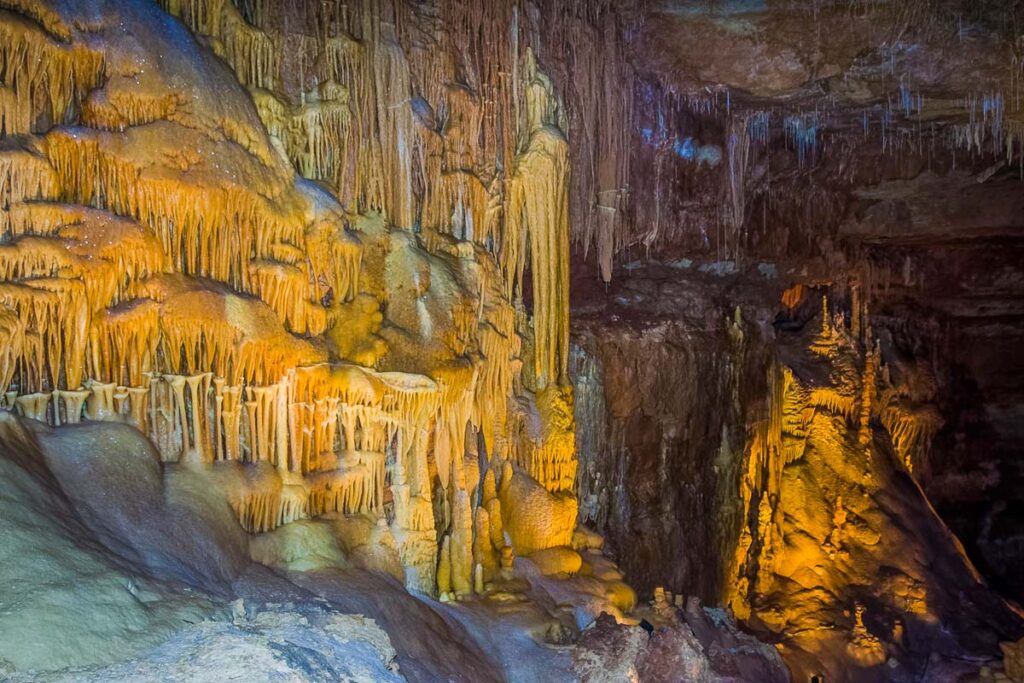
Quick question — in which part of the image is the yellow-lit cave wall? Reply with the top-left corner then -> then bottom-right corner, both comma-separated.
0,0 -> 592,598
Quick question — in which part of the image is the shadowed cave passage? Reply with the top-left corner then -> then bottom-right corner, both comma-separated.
0,0 -> 1024,681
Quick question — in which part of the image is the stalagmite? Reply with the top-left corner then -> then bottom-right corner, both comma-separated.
473,563 -> 484,595
450,489 -> 475,596
126,386 -> 148,431
482,468 -> 498,505
113,388 -> 129,418
184,372 -> 213,462
437,535 -> 453,598
166,375 -> 190,460
821,296 -> 831,338
487,498 -> 505,551
148,372 -> 176,460
86,380 -> 117,421
846,604 -> 886,667
15,392 -> 50,422
219,383 -> 244,462
58,388 -> 89,425
500,546 -> 514,579
473,506 -> 498,580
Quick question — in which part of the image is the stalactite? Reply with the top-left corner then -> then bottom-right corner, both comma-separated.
422,170 -> 492,245
306,454 -> 383,517
153,0 -> 639,284
504,53 -> 571,390
216,382 -> 242,465
0,9 -> 103,137
3,203 -> 169,310
0,149 -> 61,237
254,83 -> 358,193
508,384 -> 576,494
291,92 -> 350,181
0,277 -> 89,393
303,218 -> 362,305
809,388 -> 858,422
881,402 -> 943,474
372,30 -> 417,230
159,0 -> 278,90
321,33 -> 385,212
88,301 -> 160,388
41,126 -> 341,312
184,372 -> 213,461
232,484 -> 307,533
248,260 -> 327,336
0,308 -> 25,397
727,114 -> 751,251
81,87 -> 186,132
154,287 -> 325,386
569,12 -> 633,283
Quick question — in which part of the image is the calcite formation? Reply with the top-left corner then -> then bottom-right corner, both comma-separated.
727,298 -> 1024,679
0,0 -> 585,596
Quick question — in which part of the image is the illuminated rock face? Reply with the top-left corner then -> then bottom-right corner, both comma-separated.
570,267 -> 1024,678
726,305 -> 1024,681
0,0 -> 580,597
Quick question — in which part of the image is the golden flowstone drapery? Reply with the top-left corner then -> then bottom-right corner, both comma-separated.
0,0 -> 593,596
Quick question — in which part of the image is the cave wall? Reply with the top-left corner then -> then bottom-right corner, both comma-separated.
571,318 -> 765,602
568,255 -> 1024,678
0,0 -> 613,604
835,169 -> 1024,602
724,302 -> 1024,681
583,0 -> 1024,618
568,265 -> 781,602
